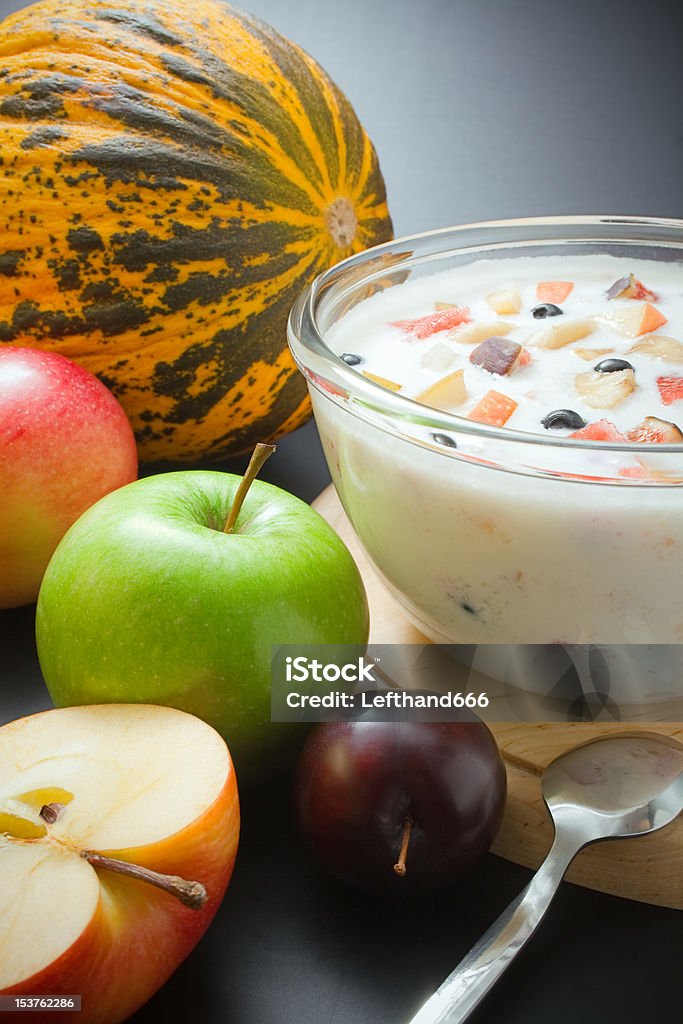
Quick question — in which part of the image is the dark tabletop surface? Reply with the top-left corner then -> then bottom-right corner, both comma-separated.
1,0 -> 682,1021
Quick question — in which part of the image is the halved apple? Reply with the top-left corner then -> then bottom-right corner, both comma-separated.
0,705 -> 239,1024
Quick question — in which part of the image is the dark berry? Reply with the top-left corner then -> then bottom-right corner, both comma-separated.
594,358 -> 633,373
341,352 -> 362,366
541,409 -> 587,431
531,303 -> 563,319
431,433 -> 457,449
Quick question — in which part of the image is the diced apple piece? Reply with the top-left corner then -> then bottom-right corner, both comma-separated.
575,368 -> 636,409
486,287 -> 521,315
599,302 -> 668,337
657,376 -> 683,406
536,281 -> 574,303
530,318 -> 595,349
450,320 -> 514,345
627,416 -> 683,443
415,369 -> 467,410
391,306 -> 471,339
627,335 -> 683,363
362,371 -> 402,392
573,347 -> 614,361
606,273 -> 658,302
469,336 -> 526,376
467,389 -> 517,426
421,341 -> 457,371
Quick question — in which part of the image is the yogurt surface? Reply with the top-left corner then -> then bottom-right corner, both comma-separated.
326,254 -> 683,445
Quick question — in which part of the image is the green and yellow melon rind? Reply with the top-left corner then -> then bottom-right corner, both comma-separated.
0,0 -> 392,461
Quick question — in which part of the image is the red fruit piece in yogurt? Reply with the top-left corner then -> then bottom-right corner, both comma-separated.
568,419 -> 626,441
391,306 -> 471,339
657,376 -> 683,406
536,281 -> 574,303
627,416 -> 683,443
467,390 -> 518,427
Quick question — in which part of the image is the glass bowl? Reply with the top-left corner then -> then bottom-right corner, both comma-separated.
288,216 -> 683,704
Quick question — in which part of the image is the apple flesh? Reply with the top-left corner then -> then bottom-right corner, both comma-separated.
0,704 -> 239,1024
295,719 -> 507,893
36,469 -> 369,786
0,347 -> 137,609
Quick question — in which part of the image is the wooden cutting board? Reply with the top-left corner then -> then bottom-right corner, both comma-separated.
313,484 -> 683,910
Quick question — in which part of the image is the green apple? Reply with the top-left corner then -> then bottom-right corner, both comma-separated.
36,452 -> 369,786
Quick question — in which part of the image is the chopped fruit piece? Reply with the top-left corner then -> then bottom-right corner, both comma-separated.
415,369 -> 467,410
431,432 -> 458,449
627,416 -> 683,443
435,301 -> 457,310
362,370 -> 402,391
569,419 -> 627,441
391,306 -> 471,339
573,347 -> 614,361
469,337 -> 526,376
575,368 -> 636,409
531,318 -> 595,349
536,281 -> 574,303
421,342 -> 456,372
606,273 -> 658,302
542,409 -> 586,430
467,390 -> 518,427
531,303 -> 563,319
627,335 -> 683,363
486,287 -> 521,315
594,357 -> 633,373
517,348 -> 532,367
341,352 -> 362,366
449,320 -> 513,345
657,376 -> 683,406
599,302 -> 667,337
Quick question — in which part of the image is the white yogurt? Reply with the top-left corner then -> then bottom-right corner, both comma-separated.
327,255 -> 683,441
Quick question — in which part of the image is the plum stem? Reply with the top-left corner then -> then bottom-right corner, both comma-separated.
80,851 -> 208,910
223,442 -> 276,534
393,817 -> 414,877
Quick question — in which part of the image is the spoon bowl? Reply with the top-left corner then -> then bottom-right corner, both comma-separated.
543,733 -> 683,841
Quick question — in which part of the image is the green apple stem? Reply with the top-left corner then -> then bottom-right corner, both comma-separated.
393,816 -> 414,877
223,442 -> 277,534
81,851 -> 208,910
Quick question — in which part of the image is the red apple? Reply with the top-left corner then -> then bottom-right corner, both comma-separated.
0,347 -> 137,608
295,718 -> 507,893
0,704 -> 239,1023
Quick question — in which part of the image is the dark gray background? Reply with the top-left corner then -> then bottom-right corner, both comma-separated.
1,1 -> 681,1023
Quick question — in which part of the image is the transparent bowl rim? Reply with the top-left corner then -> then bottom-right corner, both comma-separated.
287,214 -> 683,458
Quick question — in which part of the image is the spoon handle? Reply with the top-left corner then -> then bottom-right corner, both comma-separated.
407,835 -> 580,1024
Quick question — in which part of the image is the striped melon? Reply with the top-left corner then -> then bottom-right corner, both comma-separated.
0,0 -> 392,462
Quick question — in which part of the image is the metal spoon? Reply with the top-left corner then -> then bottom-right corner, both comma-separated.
408,732 -> 683,1024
